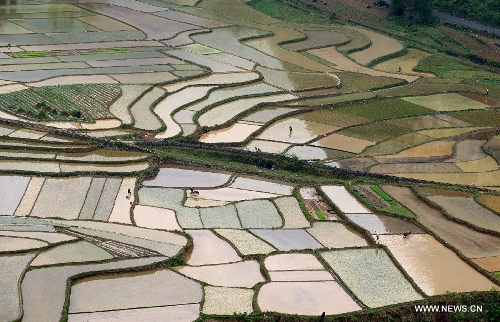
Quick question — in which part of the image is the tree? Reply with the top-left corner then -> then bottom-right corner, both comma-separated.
390,0 -> 433,24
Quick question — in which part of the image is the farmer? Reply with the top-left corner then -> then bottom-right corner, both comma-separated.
375,233 -> 380,244
398,66 -> 401,73
403,231 -> 411,238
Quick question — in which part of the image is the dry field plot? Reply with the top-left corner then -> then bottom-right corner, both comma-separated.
373,48 -> 433,76
403,93 -> 490,111
347,26 -> 403,65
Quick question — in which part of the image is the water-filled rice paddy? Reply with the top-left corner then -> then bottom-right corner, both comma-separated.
307,46 -> 417,82
426,196 -> 500,233
380,234 -> 498,295
191,26 -> 282,69
281,30 -> 349,51
186,230 -> 241,266
202,286 -> 253,315
242,106 -> 298,124
258,281 -> 360,315
78,3 -> 199,40
286,145 -> 329,160
321,186 -> 371,214
68,304 -> 200,322
264,253 -> 324,271
347,213 -> 425,234
133,205 -> 180,231
164,72 -> 259,92
321,249 -> 423,307
256,66 -> 339,91
144,166 -> 231,188
199,122 -> 261,143
306,222 -> 367,248
383,186 -> 500,258
250,229 -> 322,251
153,10 -> 229,28
274,197 -> 310,228
231,176 -> 293,195
186,83 -> 280,112
348,26 -> 403,65
30,240 -> 113,266
199,204 -> 240,228
177,260 -> 264,288
257,117 -> 338,144
69,269 -> 202,313
0,253 -> 36,322
0,176 -> 30,216
167,49 -> 243,73
214,229 -> 276,255
110,71 -> 177,84
21,257 -> 167,322
245,139 -> 290,154
30,177 -> 92,219
236,200 -> 282,228
77,14 -> 136,31
0,235 -> 48,252
130,87 -> 164,130
198,93 -> 296,127
195,187 -> 279,201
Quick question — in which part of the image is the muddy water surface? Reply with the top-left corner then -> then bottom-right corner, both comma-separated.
380,234 -> 498,295
258,281 -> 360,315
185,229 -> 241,265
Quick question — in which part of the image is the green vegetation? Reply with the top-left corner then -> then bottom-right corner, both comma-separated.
337,98 -> 432,120
351,185 -> 416,219
80,47 -> 128,55
12,50 -> 59,58
247,0 -> 335,24
340,121 -> 409,141
432,0 -> 500,29
390,0 -> 433,25
415,54 -> 500,78
370,185 -> 393,202
0,84 -> 120,122
335,72 -> 406,93
451,110 -> 500,127
315,209 -> 326,220
479,78 -> 500,86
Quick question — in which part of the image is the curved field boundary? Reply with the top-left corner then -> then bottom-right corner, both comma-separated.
129,87 -> 165,131
164,72 -> 260,93
347,26 -> 404,66
197,93 -> 298,128
307,47 -> 419,83
155,86 -> 215,139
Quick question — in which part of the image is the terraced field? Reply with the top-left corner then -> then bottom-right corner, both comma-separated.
1,0 -> 499,321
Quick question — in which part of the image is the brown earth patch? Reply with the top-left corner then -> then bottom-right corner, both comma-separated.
353,185 -> 389,209
441,26 -> 500,63
337,157 -> 377,172
370,162 -> 462,174
461,92 -> 500,107
416,187 -> 475,198
383,185 -> 500,258
478,195 -> 500,214
446,140 -> 487,162
472,256 -> 500,272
